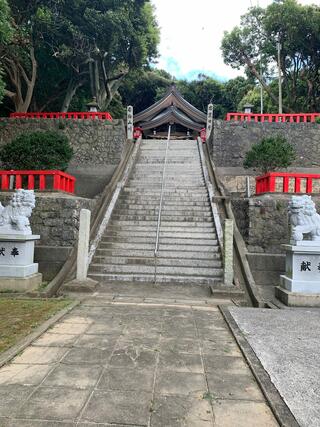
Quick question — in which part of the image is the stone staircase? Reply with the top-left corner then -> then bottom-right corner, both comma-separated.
88,139 -> 223,285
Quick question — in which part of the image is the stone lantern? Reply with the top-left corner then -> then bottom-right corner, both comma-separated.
86,97 -> 99,113
244,103 -> 254,114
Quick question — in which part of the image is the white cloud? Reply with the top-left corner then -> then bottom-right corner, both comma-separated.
151,0 -> 318,81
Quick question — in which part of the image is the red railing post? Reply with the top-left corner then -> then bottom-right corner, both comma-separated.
61,176 -> 66,191
269,174 -> 276,192
53,174 -> 61,191
306,178 -> 313,193
1,174 -> 9,190
27,174 -> 35,190
295,177 -> 301,193
39,175 -> 46,190
15,174 -> 22,189
283,176 -> 289,193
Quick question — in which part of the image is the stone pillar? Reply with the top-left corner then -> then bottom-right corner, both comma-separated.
127,106 -> 134,140
76,209 -> 91,281
206,103 -> 214,141
246,176 -> 251,198
224,219 -> 234,286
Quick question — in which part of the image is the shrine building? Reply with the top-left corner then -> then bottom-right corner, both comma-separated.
133,84 -> 207,139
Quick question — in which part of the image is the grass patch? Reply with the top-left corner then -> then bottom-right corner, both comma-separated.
0,298 -> 72,354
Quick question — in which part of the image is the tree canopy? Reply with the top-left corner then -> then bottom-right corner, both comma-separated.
0,0 -> 160,113
244,135 -> 296,174
0,0 -> 13,103
221,0 -> 320,112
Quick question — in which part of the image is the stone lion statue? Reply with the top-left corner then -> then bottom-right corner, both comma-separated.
288,195 -> 320,242
0,189 -> 36,234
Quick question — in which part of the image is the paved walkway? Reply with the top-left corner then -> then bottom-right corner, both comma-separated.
230,306 -> 320,427
0,284 -> 278,426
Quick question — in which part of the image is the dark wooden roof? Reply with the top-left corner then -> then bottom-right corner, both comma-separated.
134,85 -> 206,131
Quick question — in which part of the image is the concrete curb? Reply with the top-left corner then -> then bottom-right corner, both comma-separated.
219,305 -> 299,427
0,299 -> 80,369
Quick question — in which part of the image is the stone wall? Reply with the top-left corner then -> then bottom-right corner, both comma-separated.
209,121 -> 320,169
0,191 -> 95,280
233,194 -> 304,254
0,118 -> 127,198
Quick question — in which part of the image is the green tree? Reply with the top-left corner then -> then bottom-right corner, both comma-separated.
43,0 -> 160,111
175,75 -> 231,118
244,135 -> 296,174
0,131 -> 73,170
1,0 -> 159,113
223,76 -> 255,112
0,0 -> 13,103
119,68 -> 173,113
221,0 -> 320,112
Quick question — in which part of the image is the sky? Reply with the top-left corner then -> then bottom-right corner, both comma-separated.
151,0 -> 318,82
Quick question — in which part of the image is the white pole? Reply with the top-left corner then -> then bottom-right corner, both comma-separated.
206,104 -> 214,141
127,106 -> 134,140
260,56 -> 264,114
246,176 -> 251,198
76,209 -> 91,281
277,42 -> 283,115
224,219 -> 234,286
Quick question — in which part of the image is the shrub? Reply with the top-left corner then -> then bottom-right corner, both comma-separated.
243,135 -> 296,175
0,131 -> 73,170
315,116 -> 320,124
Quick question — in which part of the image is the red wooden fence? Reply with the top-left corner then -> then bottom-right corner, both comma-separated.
0,170 -> 76,194
10,112 -> 113,121
256,172 -> 320,194
226,113 -> 320,123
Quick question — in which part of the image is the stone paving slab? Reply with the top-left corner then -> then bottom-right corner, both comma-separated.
0,296 -> 278,426
229,307 -> 320,427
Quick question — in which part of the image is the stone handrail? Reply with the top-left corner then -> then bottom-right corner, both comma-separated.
201,142 -> 264,307
42,137 -> 139,297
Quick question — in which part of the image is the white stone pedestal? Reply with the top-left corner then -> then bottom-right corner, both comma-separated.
276,242 -> 320,306
0,234 -> 42,292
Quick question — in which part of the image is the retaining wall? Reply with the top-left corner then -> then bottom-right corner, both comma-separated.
232,193 -> 320,289
0,118 -> 127,198
209,121 -> 320,169
0,192 -> 95,281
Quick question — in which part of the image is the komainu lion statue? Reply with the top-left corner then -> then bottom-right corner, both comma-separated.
0,189 -> 36,234
288,195 -> 320,242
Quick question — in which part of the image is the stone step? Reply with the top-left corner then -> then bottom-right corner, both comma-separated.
120,195 -> 208,201
119,195 -> 209,201
89,263 -> 223,277
111,214 -> 213,222
100,236 -> 218,246
109,220 -> 214,228
95,248 -> 220,259
107,225 -> 216,234
114,206 -> 212,214
92,256 -> 222,268
115,202 -> 211,209
112,211 -> 212,220
88,272 -> 221,285
104,230 -> 216,239
122,188 -> 207,193
98,242 -> 219,252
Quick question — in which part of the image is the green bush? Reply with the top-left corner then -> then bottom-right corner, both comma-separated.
243,135 -> 296,175
0,131 -> 73,170
315,116 -> 320,124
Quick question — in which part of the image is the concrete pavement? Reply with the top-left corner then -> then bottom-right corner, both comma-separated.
0,284 -> 278,426
229,307 -> 320,427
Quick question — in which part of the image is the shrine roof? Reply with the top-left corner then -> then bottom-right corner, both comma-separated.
133,84 -> 207,125
139,105 -> 204,132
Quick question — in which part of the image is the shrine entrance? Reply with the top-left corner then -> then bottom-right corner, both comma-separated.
133,84 -> 206,140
